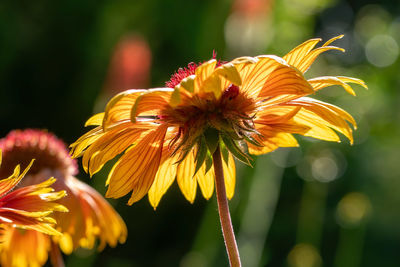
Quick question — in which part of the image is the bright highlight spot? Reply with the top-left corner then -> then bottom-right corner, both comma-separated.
311,157 -> 338,182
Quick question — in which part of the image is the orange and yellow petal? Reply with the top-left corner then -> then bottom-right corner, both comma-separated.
102,89 -> 147,128
84,112 -> 105,127
248,132 -> 299,155
308,76 -> 368,96
194,59 -> 218,94
0,156 -> 67,235
69,126 -> 105,158
233,55 -> 314,99
52,176 -> 127,253
106,125 -> 167,205
148,154 -> 178,209
0,226 -> 50,267
222,153 -> 236,200
288,97 -> 356,144
0,163 -> 32,197
176,149 -> 198,203
283,35 -> 345,73
130,88 -> 173,120
82,122 -> 151,176
196,164 -> 215,201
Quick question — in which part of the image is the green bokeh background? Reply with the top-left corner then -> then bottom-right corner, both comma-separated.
1,0 -> 399,266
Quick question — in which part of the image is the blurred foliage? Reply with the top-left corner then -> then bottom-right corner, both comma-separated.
1,0 -> 400,266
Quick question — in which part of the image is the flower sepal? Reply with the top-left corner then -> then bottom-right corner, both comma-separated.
220,134 -> 253,167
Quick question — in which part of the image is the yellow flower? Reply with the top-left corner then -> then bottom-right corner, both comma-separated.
0,129 -> 127,267
71,35 -> 366,209
0,150 -> 67,236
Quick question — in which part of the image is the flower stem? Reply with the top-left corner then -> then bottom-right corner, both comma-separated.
213,146 -> 241,267
50,240 -> 65,267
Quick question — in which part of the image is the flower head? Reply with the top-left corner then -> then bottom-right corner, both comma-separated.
0,150 -> 67,236
0,129 -> 127,266
71,35 -> 366,208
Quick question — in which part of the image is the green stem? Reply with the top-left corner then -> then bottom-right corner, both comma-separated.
213,146 -> 241,267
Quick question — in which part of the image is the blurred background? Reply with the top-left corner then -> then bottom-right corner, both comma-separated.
0,0 -> 399,266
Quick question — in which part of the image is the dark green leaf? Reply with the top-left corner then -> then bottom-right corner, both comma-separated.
204,127 -> 220,154
221,134 -> 253,166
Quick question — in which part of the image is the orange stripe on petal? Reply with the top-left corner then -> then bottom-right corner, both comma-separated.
288,97 -> 355,143
196,164 -> 215,200
194,59 -> 217,94
235,55 -> 290,98
248,132 -> 298,155
256,65 -> 314,99
70,126 -> 104,158
105,125 -> 167,204
284,36 -> 345,73
83,123 -> 153,176
148,155 -> 178,209
283,38 -> 321,68
176,150 -> 197,203
102,89 -> 147,128
130,88 -> 173,121
308,76 -> 367,96
0,159 -> 34,197
256,106 -> 301,124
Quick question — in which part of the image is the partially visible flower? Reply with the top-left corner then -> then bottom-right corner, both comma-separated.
94,35 -> 152,113
0,130 -> 127,267
71,35 -> 366,209
0,226 -> 50,267
104,35 -> 152,94
0,150 -> 67,236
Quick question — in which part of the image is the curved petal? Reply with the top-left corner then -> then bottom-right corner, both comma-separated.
248,132 -> 299,155
0,159 -> 33,197
283,35 -> 345,73
0,174 -> 67,236
308,76 -> 367,96
194,59 -> 217,94
222,153 -> 236,200
196,164 -> 215,200
233,55 -> 313,99
82,122 -> 153,176
148,154 -> 178,209
170,77 -> 195,107
69,126 -> 104,158
215,63 -> 242,86
102,89 -> 147,129
105,125 -> 167,204
130,88 -> 173,121
0,226 -> 50,267
288,97 -> 356,143
283,38 -> 321,67
176,150 -> 197,203
52,176 -> 127,252
85,113 -> 105,127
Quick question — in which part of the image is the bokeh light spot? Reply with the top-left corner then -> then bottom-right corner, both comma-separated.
311,157 -> 338,182
365,34 -> 399,67
287,243 -> 322,267
336,192 -> 371,228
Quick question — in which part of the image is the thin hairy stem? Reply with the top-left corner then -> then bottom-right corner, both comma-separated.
213,146 -> 241,267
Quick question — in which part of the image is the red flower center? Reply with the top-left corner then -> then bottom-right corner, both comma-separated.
0,129 -> 78,178
165,52 -> 225,89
